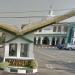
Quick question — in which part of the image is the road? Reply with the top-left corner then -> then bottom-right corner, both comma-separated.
0,46 -> 75,75
34,46 -> 75,75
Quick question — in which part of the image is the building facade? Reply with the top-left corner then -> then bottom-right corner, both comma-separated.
34,23 -> 69,46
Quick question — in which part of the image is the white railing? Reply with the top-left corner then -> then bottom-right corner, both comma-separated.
34,32 -> 66,35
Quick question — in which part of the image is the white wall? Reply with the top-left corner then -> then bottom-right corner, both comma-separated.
4,43 -> 9,57
29,44 -> 34,58
23,33 -> 34,41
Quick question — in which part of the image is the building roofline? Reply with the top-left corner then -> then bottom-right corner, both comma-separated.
0,10 -> 75,36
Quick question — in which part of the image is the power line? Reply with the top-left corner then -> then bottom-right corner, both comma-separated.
54,8 -> 75,11
0,8 -> 75,14
0,11 -> 47,13
0,16 -> 47,18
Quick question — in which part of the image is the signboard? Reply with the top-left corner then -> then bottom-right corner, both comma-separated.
5,59 -> 32,67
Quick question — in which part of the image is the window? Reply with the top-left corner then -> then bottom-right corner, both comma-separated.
64,26 -> 67,32
58,26 -> 61,32
9,44 -> 17,56
20,44 -> 29,57
53,26 -> 56,32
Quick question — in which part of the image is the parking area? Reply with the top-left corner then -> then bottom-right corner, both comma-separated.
34,46 -> 75,75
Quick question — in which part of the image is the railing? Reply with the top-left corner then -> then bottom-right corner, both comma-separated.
34,31 -> 66,35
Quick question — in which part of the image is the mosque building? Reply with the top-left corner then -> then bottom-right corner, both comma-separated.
33,10 -> 75,47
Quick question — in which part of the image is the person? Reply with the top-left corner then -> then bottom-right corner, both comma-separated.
9,48 -> 15,56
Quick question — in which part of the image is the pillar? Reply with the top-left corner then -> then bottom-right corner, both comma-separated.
40,37 -> 43,45
61,26 -> 64,32
55,37 -> 57,45
36,36 -> 38,45
17,43 -> 21,57
49,37 -> 52,45
60,37 -> 62,44
56,26 -> 58,32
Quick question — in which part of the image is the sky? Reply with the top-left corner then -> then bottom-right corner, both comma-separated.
0,0 -> 75,26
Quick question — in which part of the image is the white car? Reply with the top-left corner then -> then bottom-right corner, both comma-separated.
65,44 -> 75,50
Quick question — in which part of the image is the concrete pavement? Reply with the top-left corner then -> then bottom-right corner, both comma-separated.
34,46 -> 75,75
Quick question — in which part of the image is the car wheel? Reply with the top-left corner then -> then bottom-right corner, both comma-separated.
69,47 -> 72,50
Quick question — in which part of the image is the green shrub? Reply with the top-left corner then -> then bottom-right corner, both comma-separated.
0,62 -> 9,69
30,60 -> 38,69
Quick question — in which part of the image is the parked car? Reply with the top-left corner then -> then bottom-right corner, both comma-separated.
65,43 -> 75,50
56,44 -> 65,49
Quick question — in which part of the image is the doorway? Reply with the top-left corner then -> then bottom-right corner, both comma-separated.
42,36 -> 49,45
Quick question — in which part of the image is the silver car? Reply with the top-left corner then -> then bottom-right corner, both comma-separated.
65,44 -> 75,50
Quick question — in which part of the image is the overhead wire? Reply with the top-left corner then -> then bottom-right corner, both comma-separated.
0,16 -> 46,18
0,7 -> 75,13
0,8 -> 75,18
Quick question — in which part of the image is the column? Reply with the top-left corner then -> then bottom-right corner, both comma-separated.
40,37 -> 43,45
56,26 -> 58,32
17,43 -> 21,57
4,43 -> 9,57
60,37 -> 62,44
36,36 -> 38,45
61,26 -> 64,32
55,37 -> 57,45
29,44 -> 34,58
49,37 -> 52,45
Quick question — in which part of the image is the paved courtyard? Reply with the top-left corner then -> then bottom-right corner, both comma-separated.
0,46 -> 75,75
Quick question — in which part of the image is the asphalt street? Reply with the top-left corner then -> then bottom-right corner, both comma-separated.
0,46 -> 75,75
34,46 -> 75,75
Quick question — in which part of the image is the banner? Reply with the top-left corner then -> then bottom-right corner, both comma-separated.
5,59 -> 32,67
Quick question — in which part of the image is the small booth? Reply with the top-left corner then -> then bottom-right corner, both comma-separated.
0,24 -> 37,74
